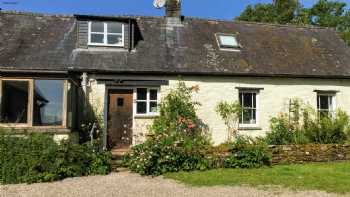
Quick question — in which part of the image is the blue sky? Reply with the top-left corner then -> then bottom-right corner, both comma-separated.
0,0 -> 349,20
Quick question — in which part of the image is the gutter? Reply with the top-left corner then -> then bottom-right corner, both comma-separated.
3,67 -> 350,80
0,69 -> 69,74
67,68 -> 350,80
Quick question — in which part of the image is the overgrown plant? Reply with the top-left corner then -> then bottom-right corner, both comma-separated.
265,99 -> 350,145
0,132 -> 112,184
216,101 -> 241,141
224,136 -> 271,168
303,110 -> 350,144
123,82 -> 214,176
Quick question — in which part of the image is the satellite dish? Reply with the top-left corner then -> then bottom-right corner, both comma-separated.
153,0 -> 167,9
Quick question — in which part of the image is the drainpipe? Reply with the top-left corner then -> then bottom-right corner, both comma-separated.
81,72 -> 88,95
80,72 -> 89,138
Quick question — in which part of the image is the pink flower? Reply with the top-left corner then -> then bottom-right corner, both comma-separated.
178,116 -> 186,124
187,121 -> 196,129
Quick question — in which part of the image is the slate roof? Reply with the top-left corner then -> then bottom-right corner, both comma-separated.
1,11 -> 350,78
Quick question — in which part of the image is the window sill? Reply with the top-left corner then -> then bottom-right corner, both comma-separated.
219,48 -> 241,52
0,127 -> 71,134
88,43 -> 124,47
134,114 -> 159,119
238,126 -> 262,131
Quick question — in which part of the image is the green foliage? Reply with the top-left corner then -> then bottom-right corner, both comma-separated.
304,110 -> 350,144
265,99 -> 350,145
224,136 -> 271,168
124,82 -> 214,176
236,0 -> 350,46
237,0 -> 302,24
216,101 -> 241,140
0,133 -> 112,184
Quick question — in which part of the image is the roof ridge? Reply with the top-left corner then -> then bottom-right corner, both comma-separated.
0,10 -> 73,18
1,10 -> 333,30
185,16 -> 331,30
0,10 -> 163,20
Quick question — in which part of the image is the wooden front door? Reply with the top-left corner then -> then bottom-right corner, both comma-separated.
107,89 -> 133,149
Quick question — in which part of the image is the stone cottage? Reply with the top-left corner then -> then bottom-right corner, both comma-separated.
1,0 -> 350,149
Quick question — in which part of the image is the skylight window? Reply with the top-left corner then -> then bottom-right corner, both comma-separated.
216,33 -> 240,50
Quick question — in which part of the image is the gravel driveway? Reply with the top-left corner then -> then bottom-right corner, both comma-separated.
0,172 -> 347,197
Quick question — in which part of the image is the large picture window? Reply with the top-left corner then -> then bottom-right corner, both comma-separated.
239,90 -> 258,127
0,79 -> 67,127
135,88 -> 159,115
88,21 -> 124,47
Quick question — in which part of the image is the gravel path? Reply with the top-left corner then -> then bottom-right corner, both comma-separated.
0,172 -> 348,197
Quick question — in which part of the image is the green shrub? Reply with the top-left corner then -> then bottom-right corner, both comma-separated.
304,110 -> 350,144
224,136 -> 271,168
123,82 -> 214,176
265,99 -> 350,145
216,101 -> 241,141
0,133 -> 112,184
265,114 -> 309,145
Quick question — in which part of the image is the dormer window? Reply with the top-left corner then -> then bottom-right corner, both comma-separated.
88,21 -> 124,47
216,33 -> 241,50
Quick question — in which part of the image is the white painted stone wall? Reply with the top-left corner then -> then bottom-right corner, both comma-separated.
88,75 -> 350,145
133,118 -> 154,145
162,76 -> 350,144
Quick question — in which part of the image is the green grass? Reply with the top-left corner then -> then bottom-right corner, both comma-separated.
164,162 -> 350,194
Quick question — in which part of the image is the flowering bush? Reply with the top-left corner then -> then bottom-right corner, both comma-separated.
123,82 -> 214,176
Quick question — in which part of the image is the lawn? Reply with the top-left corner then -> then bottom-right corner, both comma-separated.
165,162 -> 350,194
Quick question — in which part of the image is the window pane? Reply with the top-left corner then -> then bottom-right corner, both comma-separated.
319,111 -> 330,119
243,93 -> 253,108
137,102 -> 147,114
252,109 -> 257,123
149,102 -> 158,113
33,80 -> 64,126
91,22 -> 104,32
239,93 -> 243,106
252,93 -> 256,108
137,88 -> 147,100
90,34 -> 104,44
0,81 -> 29,123
318,95 -> 330,110
107,23 -> 123,33
242,109 -> 256,124
242,109 -> 251,124
107,35 -> 123,45
219,35 -> 238,47
150,89 -> 158,100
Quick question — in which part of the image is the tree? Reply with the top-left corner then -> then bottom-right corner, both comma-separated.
236,0 -> 350,46
237,0 -> 302,24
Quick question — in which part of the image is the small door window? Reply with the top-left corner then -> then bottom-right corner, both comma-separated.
117,97 -> 124,107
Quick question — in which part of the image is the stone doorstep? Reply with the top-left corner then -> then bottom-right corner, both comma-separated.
111,148 -> 131,160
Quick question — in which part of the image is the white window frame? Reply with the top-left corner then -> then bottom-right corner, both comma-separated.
134,88 -> 160,116
88,21 -> 124,47
215,33 -> 241,51
317,93 -> 336,118
238,90 -> 259,128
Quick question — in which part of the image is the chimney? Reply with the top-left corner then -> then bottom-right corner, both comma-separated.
166,0 -> 182,18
